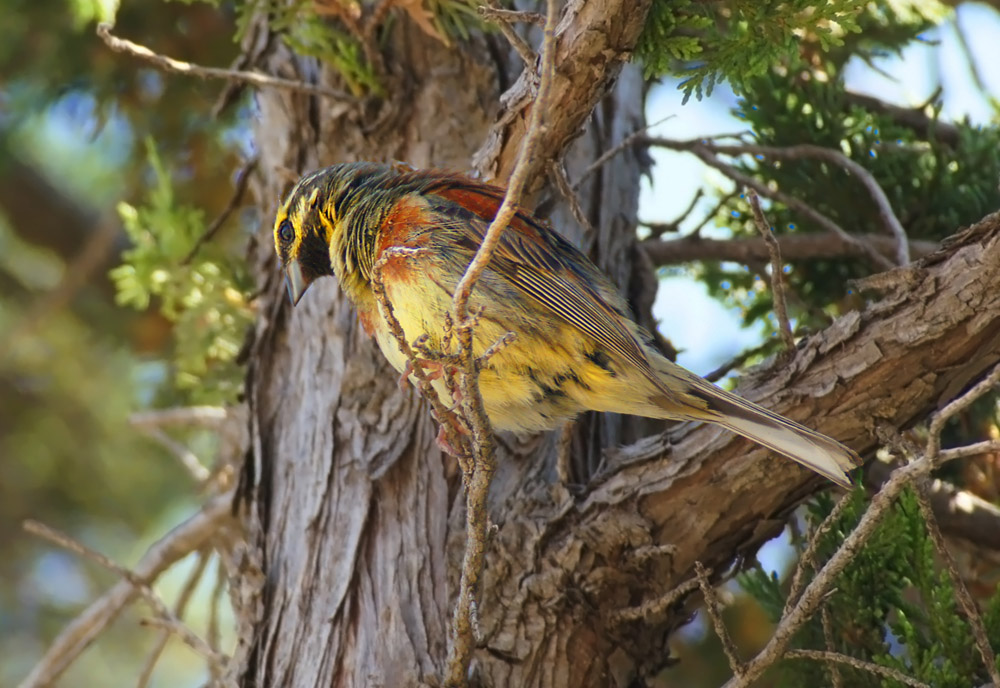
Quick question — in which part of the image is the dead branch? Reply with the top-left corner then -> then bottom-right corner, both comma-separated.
371,248 -> 472,472
643,136 -> 906,269
183,158 -> 259,265
478,6 -> 545,27
781,493 -> 853,620
444,0 -> 559,682
548,159 -> 596,239
610,577 -> 700,625
140,427 -> 211,483
17,492 -> 234,688
695,562 -> 744,676
785,650 -> 931,688
641,232 -> 938,266
914,483 -> 1000,685
96,23 -> 353,102
716,142 -> 910,265
136,549 -> 212,688
472,0 -> 653,184
747,190 -> 794,350
480,0 -> 536,67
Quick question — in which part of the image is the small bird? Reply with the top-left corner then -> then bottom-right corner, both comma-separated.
274,162 -> 861,487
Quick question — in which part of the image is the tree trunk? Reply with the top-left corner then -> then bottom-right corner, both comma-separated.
236,2 -> 653,685
233,2 -> 1000,686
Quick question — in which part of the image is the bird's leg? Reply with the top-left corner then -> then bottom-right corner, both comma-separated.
398,356 -> 446,391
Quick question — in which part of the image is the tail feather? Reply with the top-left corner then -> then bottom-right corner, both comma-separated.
714,402 -> 859,488
655,367 -> 860,488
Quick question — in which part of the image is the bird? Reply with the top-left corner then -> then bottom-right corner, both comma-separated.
273,161 -> 861,488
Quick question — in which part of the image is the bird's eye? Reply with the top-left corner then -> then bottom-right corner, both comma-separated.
278,221 -> 295,244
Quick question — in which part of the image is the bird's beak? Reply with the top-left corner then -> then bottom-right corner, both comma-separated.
284,259 -> 309,306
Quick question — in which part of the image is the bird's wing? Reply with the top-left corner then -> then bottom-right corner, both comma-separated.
422,180 -> 654,375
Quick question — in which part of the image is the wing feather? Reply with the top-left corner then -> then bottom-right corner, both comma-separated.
422,181 -> 654,374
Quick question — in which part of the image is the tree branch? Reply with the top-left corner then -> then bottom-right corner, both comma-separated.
472,0 -> 653,185
445,0 -> 559,682
17,493 -> 234,688
643,136 -> 913,268
844,91 -> 961,148
747,190 -> 794,350
641,232 -> 939,267
96,23 -> 353,102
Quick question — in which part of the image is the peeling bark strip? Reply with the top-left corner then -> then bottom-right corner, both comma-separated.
473,0 -> 653,183
475,212 -> 1000,685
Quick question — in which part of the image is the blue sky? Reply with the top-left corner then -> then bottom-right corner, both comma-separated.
642,2 -> 1000,377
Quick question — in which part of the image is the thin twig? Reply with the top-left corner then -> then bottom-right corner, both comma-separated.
478,6 -> 545,26
715,142 -> 909,266
702,339 -> 774,383
640,189 -> 704,239
785,650 -> 931,688
17,493 -> 233,688
23,521 -> 228,674
571,114 -> 674,193
549,159 -> 596,240
781,493 -> 853,620
643,136 -> 899,270
746,190 -> 794,350
140,427 -> 211,483
183,158 -> 258,265
940,439 -> 1000,462
927,364 -> 1000,460
610,576 -> 700,625
724,462 -> 915,687
129,406 -> 228,429
695,562 -> 744,676
914,482 -> 1000,686
96,24 -> 353,101
136,550 -> 212,688
137,617 -> 225,664
208,557 -> 227,655
443,0 -> 559,683
820,606 -> 845,688
480,0 -> 536,67
370,250 -> 471,468
723,363 -> 1000,688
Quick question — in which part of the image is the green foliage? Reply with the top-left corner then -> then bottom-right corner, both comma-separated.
685,4 -> 1000,346
638,0 -> 870,102
110,140 -> 253,403
269,0 -> 382,96
229,0 -> 484,96
424,0 -> 484,44
739,489 -> 1000,687
635,0 -> 711,82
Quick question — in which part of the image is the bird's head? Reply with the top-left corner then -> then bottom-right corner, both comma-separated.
274,162 -> 398,305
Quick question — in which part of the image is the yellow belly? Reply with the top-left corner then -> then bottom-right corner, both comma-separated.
369,268 -> 644,432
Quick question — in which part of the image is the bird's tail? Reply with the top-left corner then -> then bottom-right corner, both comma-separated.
651,363 -> 861,488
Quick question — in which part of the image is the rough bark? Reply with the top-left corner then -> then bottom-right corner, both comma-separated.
236,1 -> 651,686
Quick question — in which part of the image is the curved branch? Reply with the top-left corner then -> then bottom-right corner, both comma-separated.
472,0 -> 653,185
